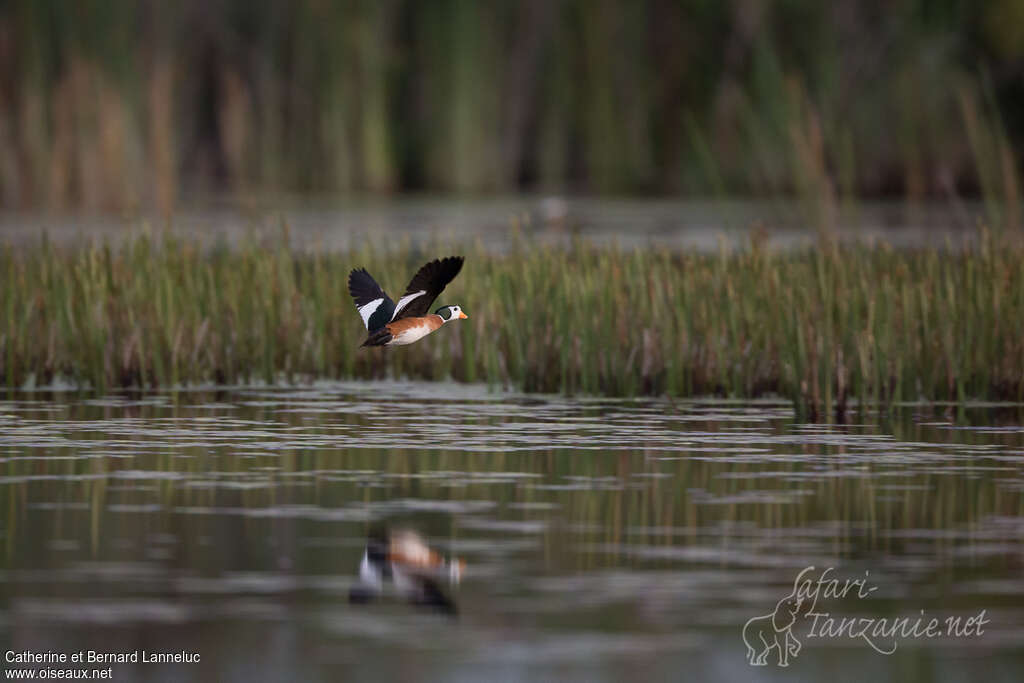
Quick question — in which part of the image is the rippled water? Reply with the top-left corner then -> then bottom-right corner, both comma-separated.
0,383 -> 1022,681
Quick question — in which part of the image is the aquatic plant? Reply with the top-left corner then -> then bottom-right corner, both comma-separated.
1,228 -> 1021,419
1,0 -> 1022,210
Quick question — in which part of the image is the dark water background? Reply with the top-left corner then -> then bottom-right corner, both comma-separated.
0,383 -> 1021,681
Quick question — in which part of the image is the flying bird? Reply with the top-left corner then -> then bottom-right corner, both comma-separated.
347,256 -> 467,347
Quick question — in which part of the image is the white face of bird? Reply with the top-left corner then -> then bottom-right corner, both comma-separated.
436,305 -> 468,322
448,557 -> 466,584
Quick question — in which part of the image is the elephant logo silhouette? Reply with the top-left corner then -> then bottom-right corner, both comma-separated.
742,594 -> 805,667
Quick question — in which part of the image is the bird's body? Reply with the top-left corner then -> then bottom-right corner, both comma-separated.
348,256 -> 467,347
349,527 -> 464,614
375,314 -> 445,346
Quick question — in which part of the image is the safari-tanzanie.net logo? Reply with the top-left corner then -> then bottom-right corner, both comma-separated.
742,566 -> 989,667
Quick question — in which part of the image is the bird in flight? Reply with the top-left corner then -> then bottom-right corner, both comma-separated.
347,256 -> 467,347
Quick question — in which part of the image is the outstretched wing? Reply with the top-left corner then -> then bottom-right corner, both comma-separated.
348,268 -> 395,331
391,256 -> 464,321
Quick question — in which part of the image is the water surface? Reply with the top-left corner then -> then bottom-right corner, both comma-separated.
1,197 -> 986,251
0,383 -> 1021,681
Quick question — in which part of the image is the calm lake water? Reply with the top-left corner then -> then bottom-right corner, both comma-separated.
0,197 -> 987,251
1,383 -> 1022,682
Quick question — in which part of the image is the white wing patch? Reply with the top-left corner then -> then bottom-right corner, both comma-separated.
359,551 -> 383,589
391,290 -> 426,320
358,298 -> 385,329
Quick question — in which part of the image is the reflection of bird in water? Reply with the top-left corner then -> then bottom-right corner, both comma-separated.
349,527 -> 465,615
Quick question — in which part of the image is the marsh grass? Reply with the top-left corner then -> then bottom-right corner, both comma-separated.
1,229 -> 1022,417
3,2 -> 1024,209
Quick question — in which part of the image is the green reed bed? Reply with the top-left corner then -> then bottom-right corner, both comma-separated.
1,230 -> 1022,416
3,2 -> 1023,207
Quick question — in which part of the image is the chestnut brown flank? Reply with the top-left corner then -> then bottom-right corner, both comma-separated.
386,315 -> 443,335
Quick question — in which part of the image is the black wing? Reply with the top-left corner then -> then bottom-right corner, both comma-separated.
413,576 -> 459,616
348,268 -> 395,332
391,256 -> 464,321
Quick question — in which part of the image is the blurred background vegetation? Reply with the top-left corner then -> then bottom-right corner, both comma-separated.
0,0 -> 1022,213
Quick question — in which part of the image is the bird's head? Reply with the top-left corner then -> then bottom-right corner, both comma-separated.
435,305 -> 468,322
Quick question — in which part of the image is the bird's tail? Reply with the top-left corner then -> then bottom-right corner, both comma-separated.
361,328 -> 393,347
